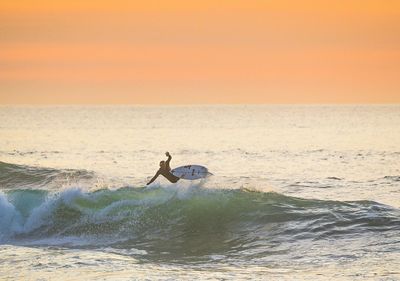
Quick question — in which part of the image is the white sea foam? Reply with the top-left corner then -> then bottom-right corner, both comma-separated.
0,192 -> 23,240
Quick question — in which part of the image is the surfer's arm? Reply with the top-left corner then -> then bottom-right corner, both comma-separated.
147,170 -> 161,185
165,152 -> 172,170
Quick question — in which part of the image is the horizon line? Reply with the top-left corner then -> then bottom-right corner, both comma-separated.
1,103 -> 399,107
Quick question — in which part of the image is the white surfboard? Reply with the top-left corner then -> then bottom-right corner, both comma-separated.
171,165 -> 211,180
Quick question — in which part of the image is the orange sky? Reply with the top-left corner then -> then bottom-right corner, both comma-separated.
1,0 -> 399,104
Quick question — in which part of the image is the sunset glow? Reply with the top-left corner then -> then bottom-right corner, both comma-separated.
1,0 -> 399,104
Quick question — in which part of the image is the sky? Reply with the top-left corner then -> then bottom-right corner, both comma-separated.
0,0 -> 399,104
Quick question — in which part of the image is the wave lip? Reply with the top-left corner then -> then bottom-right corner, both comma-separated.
0,161 -> 94,189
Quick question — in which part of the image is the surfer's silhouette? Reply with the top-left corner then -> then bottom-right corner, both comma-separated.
147,152 -> 180,185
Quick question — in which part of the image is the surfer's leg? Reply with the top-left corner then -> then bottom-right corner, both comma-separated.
166,177 -> 179,183
168,175 -> 180,183
162,173 -> 180,183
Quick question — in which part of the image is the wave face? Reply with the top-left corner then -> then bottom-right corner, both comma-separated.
1,186 -> 399,262
0,161 -> 94,189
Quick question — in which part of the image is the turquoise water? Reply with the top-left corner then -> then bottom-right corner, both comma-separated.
0,105 -> 399,280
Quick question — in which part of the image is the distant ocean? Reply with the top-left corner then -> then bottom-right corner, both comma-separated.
1,105 -> 399,280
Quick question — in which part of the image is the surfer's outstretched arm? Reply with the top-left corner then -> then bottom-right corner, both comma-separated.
165,151 -> 172,170
147,170 -> 160,185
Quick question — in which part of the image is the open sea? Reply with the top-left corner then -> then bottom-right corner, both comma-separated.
0,105 -> 399,280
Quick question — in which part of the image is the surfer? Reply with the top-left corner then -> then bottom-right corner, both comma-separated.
147,152 -> 180,185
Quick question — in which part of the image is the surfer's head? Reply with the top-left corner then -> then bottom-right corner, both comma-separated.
159,160 -> 165,168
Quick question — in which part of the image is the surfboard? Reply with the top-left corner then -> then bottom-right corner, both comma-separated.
171,165 -> 211,180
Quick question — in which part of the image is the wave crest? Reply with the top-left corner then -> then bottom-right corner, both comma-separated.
0,161 -> 95,189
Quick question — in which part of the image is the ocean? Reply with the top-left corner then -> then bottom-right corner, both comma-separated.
0,105 -> 399,280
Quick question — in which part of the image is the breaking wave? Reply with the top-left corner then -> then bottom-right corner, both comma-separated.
1,185 -> 399,262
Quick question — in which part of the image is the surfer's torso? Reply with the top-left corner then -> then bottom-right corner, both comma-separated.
158,168 -> 180,183
146,152 -> 181,185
